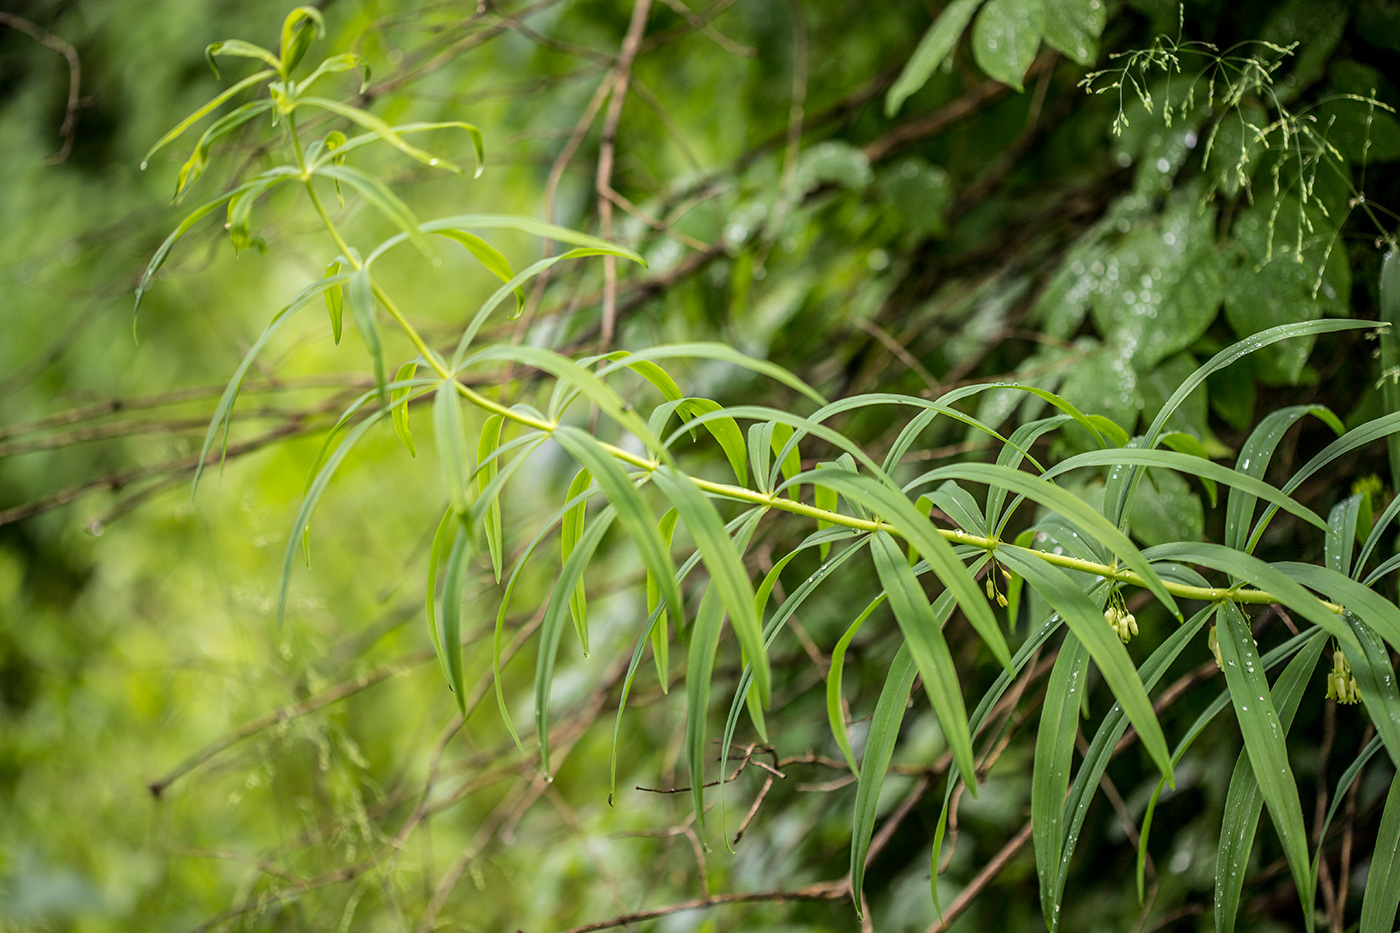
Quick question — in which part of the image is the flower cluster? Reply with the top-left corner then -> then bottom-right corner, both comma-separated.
1327,650 -> 1361,705
1104,606 -> 1139,644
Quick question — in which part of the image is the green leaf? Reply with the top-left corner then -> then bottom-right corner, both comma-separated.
323,260 -> 344,343
915,461 -> 1180,618
477,414 -> 505,583
173,100 -> 275,201
433,379 -> 468,515
141,69 -> 276,168
1214,601 -> 1314,925
348,266 -> 387,406
815,477 -> 839,559
277,409 -> 389,626
685,588 -> 725,844
998,546 -> 1172,780
279,7 -> 324,74
1360,773 -> 1400,933
1053,605 -> 1213,918
648,508 -> 679,690
537,507 -> 617,776
391,362 -> 418,457
297,53 -> 370,95
205,39 -> 282,76
1379,248 -> 1400,494
1224,406 -> 1343,551
1213,629 -> 1326,933
803,469 -> 1012,670
439,516 -> 474,714
675,398 -> 748,486
1034,635 -> 1089,931
1158,431 -> 1217,505
651,466 -> 768,707
1222,195 -> 1351,384
299,97 -> 468,175
494,479 -> 596,752
425,505 -> 457,684
552,427 -> 685,632
971,0 -> 1045,91
191,276 -> 338,495
315,163 -> 434,258
827,594 -> 885,776
850,643 -> 918,917
1326,494 -> 1362,577
926,479 -> 987,536
1127,468 -> 1204,547
1109,318 -> 1375,528
1089,199 -> 1223,372
770,423 -> 803,501
434,229 -> 521,313
1041,0 -> 1104,64
870,531 -> 976,785
885,0 -> 985,116
1045,447 -> 1329,537
560,466 -> 592,653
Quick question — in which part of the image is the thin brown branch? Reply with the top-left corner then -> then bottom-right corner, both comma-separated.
557,879 -> 849,933
0,13 -> 84,163
924,819 -> 1034,933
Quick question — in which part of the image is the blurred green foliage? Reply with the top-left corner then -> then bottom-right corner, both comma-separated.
1,0 -> 1399,930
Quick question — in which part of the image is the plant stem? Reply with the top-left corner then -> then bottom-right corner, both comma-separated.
290,123 -> 1339,619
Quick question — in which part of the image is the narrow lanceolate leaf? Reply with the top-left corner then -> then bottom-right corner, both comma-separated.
477,414 -> 505,583
998,546 -> 1172,781
915,461 -> 1180,619
390,362 -> 418,457
770,422 -> 803,500
278,410 -> 389,626
675,398 -> 748,486
434,229 -> 522,313
347,266 -> 386,405
537,508 -> 616,777
828,594 -> 886,776
439,519 -> 475,713
651,466 -> 769,707
552,428 -> 685,630
560,466 -> 592,653
1054,606 -> 1213,918
800,469 -> 1012,671
870,531 -> 977,785
1224,406 -> 1342,551
1214,602 -> 1314,925
1360,771 -> 1400,933
1326,494 -> 1362,578
316,163 -> 434,257
433,379 -> 468,515
885,0 -> 985,116
850,643 -> 918,918
141,69 -> 276,167
686,588 -> 726,844
648,508 -> 679,691
1379,248 -> 1400,495
1034,635 -> 1089,931
425,506 -> 457,683
324,260 -> 344,343
1214,630 -> 1325,933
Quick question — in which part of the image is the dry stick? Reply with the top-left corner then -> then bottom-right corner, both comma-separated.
557,880 -> 849,933
924,819 -> 1034,933
653,0 -> 754,57
0,13 -> 83,163
1315,697 -> 1340,920
595,0 -> 655,350
0,420 -> 315,528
